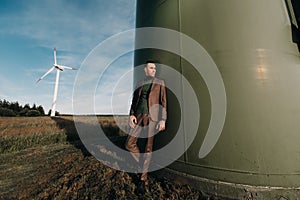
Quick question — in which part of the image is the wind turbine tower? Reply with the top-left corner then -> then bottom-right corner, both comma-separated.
36,48 -> 77,116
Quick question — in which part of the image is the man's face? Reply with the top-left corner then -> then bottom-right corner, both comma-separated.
144,63 -> 156,77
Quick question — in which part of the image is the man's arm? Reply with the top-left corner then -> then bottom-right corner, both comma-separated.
160,79 -> 167,121
156,79 -> 167,131
129,115 -> 137,128
128,83 -> 141,128
129,82 -> 142,116
156,120 -> 165,131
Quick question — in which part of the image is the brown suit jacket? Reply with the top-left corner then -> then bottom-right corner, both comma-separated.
129,77 -> 167,122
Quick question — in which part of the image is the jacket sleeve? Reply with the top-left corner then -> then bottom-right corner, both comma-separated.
160,80 -> 167,121
129,84 -> 141,116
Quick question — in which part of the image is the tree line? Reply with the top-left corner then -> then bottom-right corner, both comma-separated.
0,99 -> 47,117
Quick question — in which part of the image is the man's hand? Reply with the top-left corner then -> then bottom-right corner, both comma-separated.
129,115 -> 137,128
156,120 -> 166,131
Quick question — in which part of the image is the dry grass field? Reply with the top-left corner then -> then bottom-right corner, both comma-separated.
0,116 -> 128,154
0,116 -> 215,200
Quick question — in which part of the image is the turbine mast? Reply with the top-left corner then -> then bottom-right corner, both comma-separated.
51,69 -> 60,116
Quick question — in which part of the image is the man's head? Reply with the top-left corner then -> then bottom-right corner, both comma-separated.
144,61 -> 156,78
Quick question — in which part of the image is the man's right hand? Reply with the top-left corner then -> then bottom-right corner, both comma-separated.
129,115 -> 137,128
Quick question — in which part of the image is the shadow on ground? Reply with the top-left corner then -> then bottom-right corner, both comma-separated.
51,116 -> 128,157
51,116 -> 91,156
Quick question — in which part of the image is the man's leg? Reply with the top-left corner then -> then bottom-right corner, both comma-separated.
125,114 -> 147,163
140,118 -> 156,183
125,126 -> 142,163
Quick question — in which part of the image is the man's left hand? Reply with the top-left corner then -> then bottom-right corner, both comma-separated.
156,120 -> 166,131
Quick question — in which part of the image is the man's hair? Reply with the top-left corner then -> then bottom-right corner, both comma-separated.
145,60 -> 155,64
145,60 -> 159,67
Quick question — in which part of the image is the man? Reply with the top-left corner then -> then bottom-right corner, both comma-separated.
125,60 -> 167,194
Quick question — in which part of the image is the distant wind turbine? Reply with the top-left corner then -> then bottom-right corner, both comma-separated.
36,48 -> 77,117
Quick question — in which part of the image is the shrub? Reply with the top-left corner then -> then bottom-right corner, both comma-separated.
19,108 -> 29,116
26,110 -> 41,117
0,108 -> 16,117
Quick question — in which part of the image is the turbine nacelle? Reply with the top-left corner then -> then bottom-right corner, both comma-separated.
54,64 -> 78,71
54,65 -> 64,71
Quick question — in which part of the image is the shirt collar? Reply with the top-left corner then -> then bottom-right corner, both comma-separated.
144,76 -> 154,82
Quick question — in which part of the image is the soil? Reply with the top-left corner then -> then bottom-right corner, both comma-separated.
0,116 -> 221,199
0,143 -> 214,200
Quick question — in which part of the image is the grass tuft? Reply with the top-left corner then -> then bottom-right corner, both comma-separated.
0,132 -> 67,154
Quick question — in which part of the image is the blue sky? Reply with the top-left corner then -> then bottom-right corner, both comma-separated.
0,0 -> 136,114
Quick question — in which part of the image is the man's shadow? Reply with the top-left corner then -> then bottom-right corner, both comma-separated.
50,116 -> 128,157
51,116 -> 90,156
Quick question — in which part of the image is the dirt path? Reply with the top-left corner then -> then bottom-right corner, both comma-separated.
0,144 -> 207,200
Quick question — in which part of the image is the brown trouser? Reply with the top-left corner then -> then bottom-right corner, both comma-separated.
125,113 -> 156,181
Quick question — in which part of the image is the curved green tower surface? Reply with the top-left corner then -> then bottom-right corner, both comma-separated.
135,0 -> 300,199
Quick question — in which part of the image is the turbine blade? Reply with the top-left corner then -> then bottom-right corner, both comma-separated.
36,78 -> 42,83
36,67 -> 55,83
54,48 -> 57,65
57,65 -> 78,70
